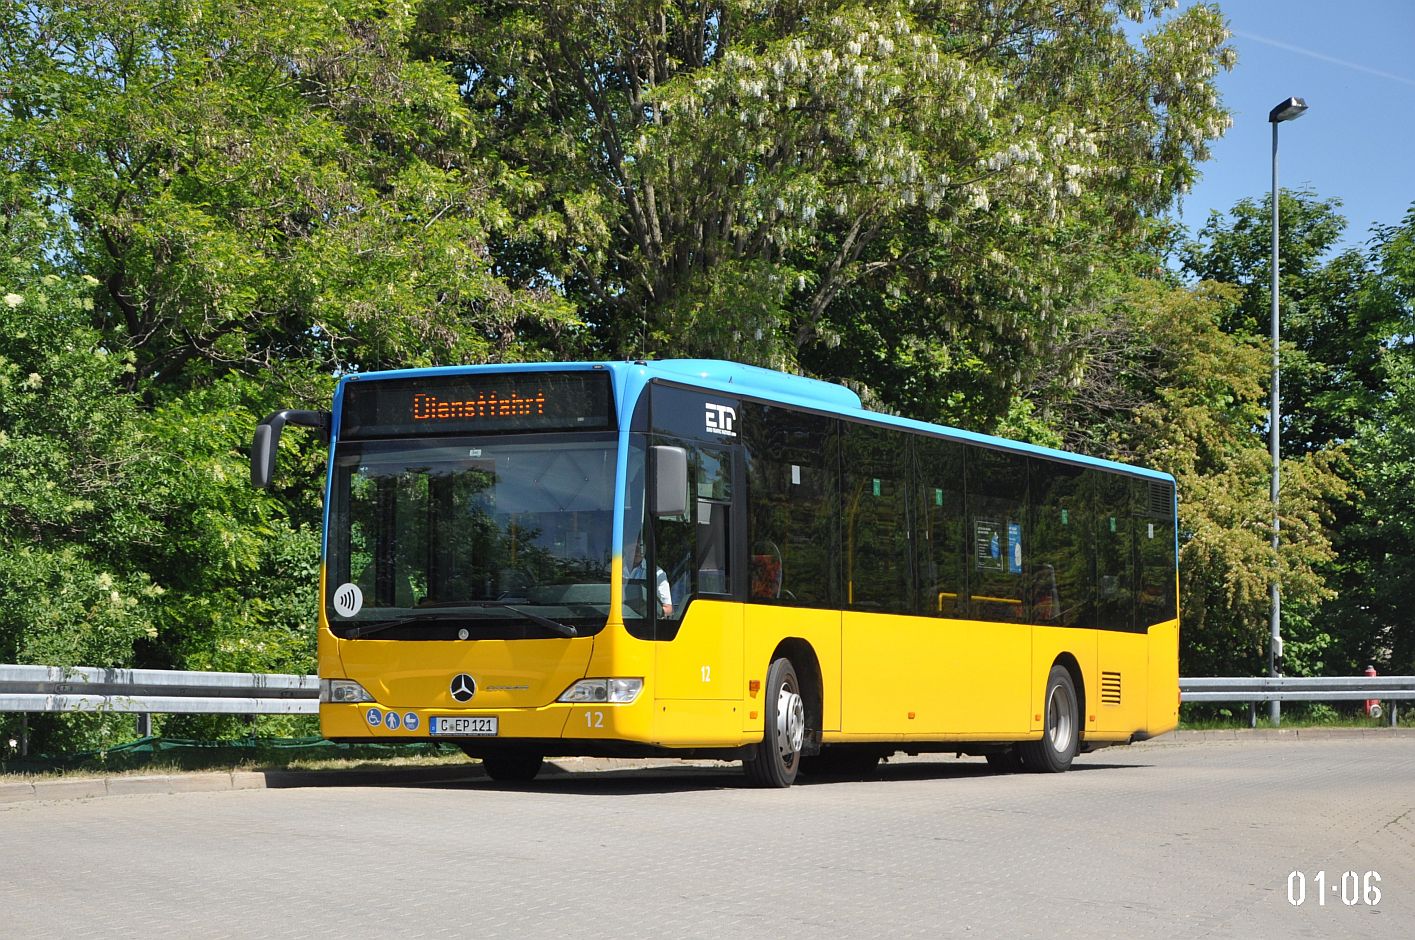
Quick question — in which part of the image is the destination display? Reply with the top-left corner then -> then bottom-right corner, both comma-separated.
339,371 -> 613,439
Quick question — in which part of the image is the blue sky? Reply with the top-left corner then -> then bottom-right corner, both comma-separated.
1163,0 -> 1415,253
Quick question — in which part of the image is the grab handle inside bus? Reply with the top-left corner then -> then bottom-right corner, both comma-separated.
651,445 -> 689,517
251,409 -> 330,488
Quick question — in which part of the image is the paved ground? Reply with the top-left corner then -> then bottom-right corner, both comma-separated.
1,735 -> 1412,938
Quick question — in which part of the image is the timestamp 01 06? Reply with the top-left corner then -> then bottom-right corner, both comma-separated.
1288,870 -> 1382,907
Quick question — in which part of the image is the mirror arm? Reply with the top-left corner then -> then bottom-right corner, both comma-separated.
251,409 -> 330,489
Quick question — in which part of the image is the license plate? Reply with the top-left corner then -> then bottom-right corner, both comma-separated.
429,716 -> 499,737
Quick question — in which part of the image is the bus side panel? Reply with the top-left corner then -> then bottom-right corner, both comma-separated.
743,605 -> 842,734
1147,618 -> 1180,736
942,618 -> 1032,736
654,600 -> 743,700
841,612 -> 951,734
1094,629 -> 1148,738
650,600 -> 750,746
1032,626 -> 1096,734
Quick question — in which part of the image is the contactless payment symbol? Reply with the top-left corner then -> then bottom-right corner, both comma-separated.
333,582 -> 364,617
403,713 -> 420,731
366,707 -> 383,727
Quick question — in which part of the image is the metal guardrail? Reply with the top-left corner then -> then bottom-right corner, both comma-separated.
1180,675 -> 1412,727
3,666 -> 1408,724
1180,675 -> 1415,702
0,664 -> 318,716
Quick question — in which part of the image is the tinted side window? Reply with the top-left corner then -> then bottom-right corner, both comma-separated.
1093,470 -> 1134,631
843,423 -> 913,613
1136,479 -> 1177,627
966,448 -> 1027,622
915,435 -> 966,617
1028,459 -> 1092,626
743,403 -> 838,606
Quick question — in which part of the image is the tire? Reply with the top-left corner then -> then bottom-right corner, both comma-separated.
984,749 -> 1025,773
1019,665 -> 1080,773
480,751 -> 545,782
744,658 -> 806,788
800,745 -> 883,778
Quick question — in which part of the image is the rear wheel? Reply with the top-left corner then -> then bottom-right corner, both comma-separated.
479,751 -> 545,782
1018,665 -> 1080,773
744,658 -> 805,788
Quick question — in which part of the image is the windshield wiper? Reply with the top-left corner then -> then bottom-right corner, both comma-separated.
341,605 -> 577,640
471,602 -> 577,638
343,613 -> 473,640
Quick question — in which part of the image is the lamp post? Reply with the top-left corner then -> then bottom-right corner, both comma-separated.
1268,95 -> 1308,726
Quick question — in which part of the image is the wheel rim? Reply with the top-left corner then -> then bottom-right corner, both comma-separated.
776,681 -> 805,763
1046,681 -> 1075,754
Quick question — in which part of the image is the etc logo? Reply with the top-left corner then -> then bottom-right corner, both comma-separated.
705,403 -> 737,437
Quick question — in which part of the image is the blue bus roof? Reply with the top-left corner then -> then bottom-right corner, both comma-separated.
336,359 -> 1173,483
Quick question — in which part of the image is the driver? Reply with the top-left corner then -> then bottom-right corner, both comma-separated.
630,543 -> 673,617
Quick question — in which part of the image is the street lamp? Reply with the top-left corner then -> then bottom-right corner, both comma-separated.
1268,95 -> 1307,726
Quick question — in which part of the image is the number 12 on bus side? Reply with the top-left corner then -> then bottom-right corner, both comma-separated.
1287,871 -> 1381,906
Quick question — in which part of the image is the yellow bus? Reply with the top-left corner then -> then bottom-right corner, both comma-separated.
251,359 -> 1178,787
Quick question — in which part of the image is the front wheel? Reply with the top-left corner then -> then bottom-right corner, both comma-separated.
1018,666 -> 1080,773
744,658 -> 805,788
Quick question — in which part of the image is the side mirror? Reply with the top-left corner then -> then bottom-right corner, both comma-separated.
251,409 -> 330,488
651,445 -> 689,517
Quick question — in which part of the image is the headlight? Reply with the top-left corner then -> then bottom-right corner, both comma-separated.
320,678 -> 376,703
557,678 -> 643,704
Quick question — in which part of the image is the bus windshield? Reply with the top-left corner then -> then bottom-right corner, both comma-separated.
326,433 -> 618,638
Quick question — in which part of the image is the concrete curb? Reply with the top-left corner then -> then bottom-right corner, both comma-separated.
4,731 -> 1411,805
0,756 -> 700,806
1138,727 -> 1415,745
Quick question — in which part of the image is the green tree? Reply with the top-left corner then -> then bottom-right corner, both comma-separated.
1324,206 -> 1415,674
0,210 -> 327,750
1029,274 -> 1345,675
1180,190 -> 1395,455
2,0 -> 575,389
418,0 -> 1234,424
3,0 -> 578,750
1179,193 -> 1415,677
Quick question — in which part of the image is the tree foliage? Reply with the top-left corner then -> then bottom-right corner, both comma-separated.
10,0 -> 1415,756
1028,274 -> 1345,675
419,0 -> 1234,423
1179,194 -> 1415,676
2,0 -> 575,389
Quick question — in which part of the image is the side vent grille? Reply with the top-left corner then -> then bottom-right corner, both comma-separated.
1148,482 -> 1173,516
1101,671 -> 1122,706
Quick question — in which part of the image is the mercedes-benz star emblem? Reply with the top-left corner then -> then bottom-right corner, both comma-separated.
449,674 -> 476,703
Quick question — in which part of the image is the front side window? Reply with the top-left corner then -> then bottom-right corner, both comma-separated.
743,403 -> 839,606
327,434 -> 617,639
621,435 -> 734,638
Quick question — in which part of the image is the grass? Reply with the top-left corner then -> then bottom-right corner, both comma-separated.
1179,703 -> 1412,730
